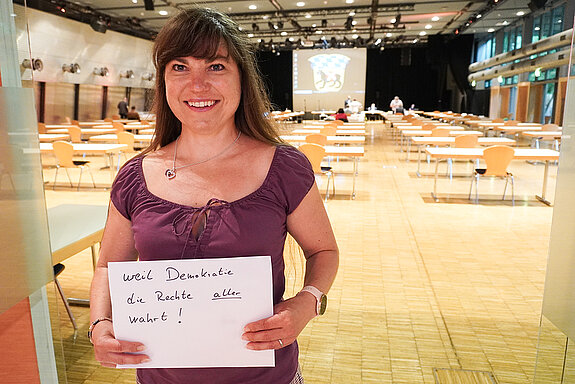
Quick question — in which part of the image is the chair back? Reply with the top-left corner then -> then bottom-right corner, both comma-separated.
67,126 -> 82,143
504,120 -> 519,126
52,141 -> 75,167
431,128 -> 450,137
454,135 -> 478,148
299,143 -> 326,174
305,133 -> 328,146
332,120 -> 344,126
113,122 -> 125,133
64,116 -> 72,124
483,145 -> 514,177
492,118 -> 505,123
117,131 -> 135,151
112,115 -> 121,120
71,120 -> 79,126
542,123 -> 560,131
38,122 -> 46,134
320,126 -> 337,136
104,117 -> 113,123
421,123 -> 436,130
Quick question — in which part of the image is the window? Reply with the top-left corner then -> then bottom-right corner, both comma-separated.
485,80 -> 491,89
551,5 -> 564,36
541,11 -> 551,40
476,38 -> 494,62
532,16 -> 541,43
503,31 -> 509,53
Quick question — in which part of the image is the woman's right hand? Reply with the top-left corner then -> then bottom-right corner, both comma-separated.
92,321 -> 149,368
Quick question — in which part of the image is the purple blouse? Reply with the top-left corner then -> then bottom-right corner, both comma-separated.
110,144 -> 314,384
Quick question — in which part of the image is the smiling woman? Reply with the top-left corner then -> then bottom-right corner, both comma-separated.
89,6 -> 339,384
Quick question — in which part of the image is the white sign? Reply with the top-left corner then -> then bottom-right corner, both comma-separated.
108,256 -> 274,368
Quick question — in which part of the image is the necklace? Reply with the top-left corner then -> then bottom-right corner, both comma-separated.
165,131 -> 242,180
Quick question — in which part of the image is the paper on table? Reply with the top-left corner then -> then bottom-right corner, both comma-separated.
107,256 -> 274,368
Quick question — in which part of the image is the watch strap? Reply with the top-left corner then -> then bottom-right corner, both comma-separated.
300,285 -> 326,316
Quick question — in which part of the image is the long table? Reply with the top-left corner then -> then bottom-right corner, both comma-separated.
324,146 -> 364,199
424,147 -> 560,205
40,143 -> 127,180
38,134 -> 69,142
410,137 -> 516,176
89,134 -> 154,146
522,131 -> 562,150
292,129 -> 366,136
280,135 -> 365,144
48,204 -> 108,304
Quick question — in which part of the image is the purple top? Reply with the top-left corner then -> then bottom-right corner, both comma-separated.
110,144 -> 314,384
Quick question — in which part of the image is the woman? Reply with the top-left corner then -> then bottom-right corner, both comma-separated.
332,108 -> 348,122
89,7 -> 339,384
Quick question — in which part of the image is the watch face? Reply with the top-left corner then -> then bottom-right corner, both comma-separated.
319,294 -> 327,315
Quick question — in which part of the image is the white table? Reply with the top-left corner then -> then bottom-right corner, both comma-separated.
40,143 -> 127,180
292,129 -> 366,136
425,147 -> 560,205
280,135 -> 365,144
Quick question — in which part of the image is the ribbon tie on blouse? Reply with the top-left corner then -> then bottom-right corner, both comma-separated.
172,198 -> 229,258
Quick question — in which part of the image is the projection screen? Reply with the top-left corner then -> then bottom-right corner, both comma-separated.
293,48 -> 366,111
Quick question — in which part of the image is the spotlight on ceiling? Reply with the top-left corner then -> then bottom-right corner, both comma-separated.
345,16 -> 353,30
120,70 -> 135,79
93,67 -> 109,77
142,72 -> 155,81
391,14 -> 401,25
21,58 -> 43,71
62,63 -> 81,74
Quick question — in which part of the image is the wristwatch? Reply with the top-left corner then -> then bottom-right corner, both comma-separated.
300,285 -> 327,316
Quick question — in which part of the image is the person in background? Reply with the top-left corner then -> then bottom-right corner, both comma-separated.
389,96 -> 403,113
126,106 -> 140,120
117,97 -> 129,119
349,98 -> 362,114
89,7 -> 339,384
332,108 -> 348,122
344,95 -> 351,109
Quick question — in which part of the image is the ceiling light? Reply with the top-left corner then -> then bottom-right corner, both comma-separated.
476,14 -> 482,18
425,24 -> 432,29
262,15 -> 269,20
488,28 -> 495,32
349,11 -> 355,16
412,39 -> 418,44
305,13 -> 311,19
249,4 -> 257,10
316,30 -> 322,34
289,37 -> 294,42
471,80 -> 476,87
296,1 -> 305,6
62,63 -> 81,74
502,20 -> 509,25
346,0 -> 354,3
432,16 -> 440,21
281,31 -> 287,36
375,38 -> 381,45
352,34 -> 358,39
497,75 -> 504,83
517,11 -> 525,16
352,20 -> 357,25
390,18 -> 396,24
386,32 -> 392,37
158,10 -> 168,16
312,23 -> 316,27
534,67 -> 542,77
248,33 -> 254,37
419,31 -> 426,36
132,0 -> 137,3
534,26 -> 540,31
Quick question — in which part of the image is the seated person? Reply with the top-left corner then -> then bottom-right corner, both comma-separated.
126,106 -> 140,120
332,108 -> 348,122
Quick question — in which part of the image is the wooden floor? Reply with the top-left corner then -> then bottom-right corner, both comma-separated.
46,120 -> 558,383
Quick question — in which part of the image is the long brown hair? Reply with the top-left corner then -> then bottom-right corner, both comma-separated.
142,7 -> 282,155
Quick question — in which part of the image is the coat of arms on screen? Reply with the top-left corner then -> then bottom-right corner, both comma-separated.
308,54 -> 351,93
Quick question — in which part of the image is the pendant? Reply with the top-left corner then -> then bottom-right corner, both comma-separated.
165,168 -> 176,180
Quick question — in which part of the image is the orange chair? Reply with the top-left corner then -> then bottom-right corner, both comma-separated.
542,123 -> 560,131
38,122 -> 46,134
117,131 -> 137,161
305,133 -> 328,146
431,128 -> 450,137
299,143 -> 335,201
454,135 -> 478,148
113,122 -> 125,133
67,126 -> 82,143
469,145 -> 514,203
320,126 -> 337,136
52,141 -> 96,190
104,117 -> 113,123
332,120 -> 345,126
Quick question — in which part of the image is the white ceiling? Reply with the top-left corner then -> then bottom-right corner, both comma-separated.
38,0 -> 536,46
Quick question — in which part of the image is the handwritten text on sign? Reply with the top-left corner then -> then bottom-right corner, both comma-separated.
108,256 -> 274,368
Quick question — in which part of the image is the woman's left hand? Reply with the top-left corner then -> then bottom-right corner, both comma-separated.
242,293 -> 317,350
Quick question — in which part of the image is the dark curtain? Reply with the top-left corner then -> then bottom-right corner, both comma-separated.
257,51 -> 293,111
365,47 -> 440,111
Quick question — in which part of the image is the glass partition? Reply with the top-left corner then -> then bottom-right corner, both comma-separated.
0,0 -> 65,382
534,22 -> 575,383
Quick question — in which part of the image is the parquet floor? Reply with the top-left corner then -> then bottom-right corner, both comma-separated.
46,120 -> 557,383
